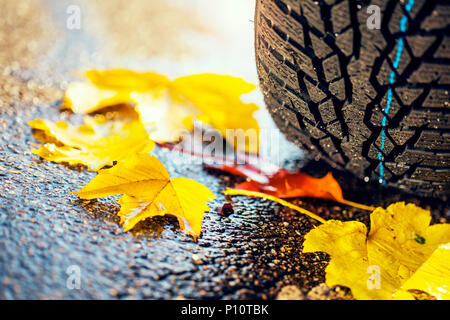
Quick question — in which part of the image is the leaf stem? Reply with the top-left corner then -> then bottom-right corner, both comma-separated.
223,188 -> 327,224
338,199 -> 376,211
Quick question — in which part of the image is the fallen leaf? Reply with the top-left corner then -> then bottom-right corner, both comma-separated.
63,69 -> 169,113
131,90 -> 200,143
85,69 -> 169,92
210,161 -> 341,200
209,160 -> 374,210
395,242 -> 450,300
64,69 -> 260,152
29,114 -> 154,171
171,74 -> 260,153
74,154 -> 215,239
236,170 -> 344,202
302,202 -> 450,300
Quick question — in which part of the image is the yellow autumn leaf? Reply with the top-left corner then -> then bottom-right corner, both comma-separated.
64,69 -> 169,113
63,82 -> 129,114
74,154 -> 215,239
29,114 -> 154,171
396,242 -> 450,299
171,74 -> 260,153
303,202 -> 450,300
85,69 -> 169,91
130,90 -> 200,143
64,69 -> 260,153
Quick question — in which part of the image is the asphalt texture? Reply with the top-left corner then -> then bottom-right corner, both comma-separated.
0,0 -> 449,300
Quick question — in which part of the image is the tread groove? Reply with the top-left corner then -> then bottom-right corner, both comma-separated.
256,0 -> 450,196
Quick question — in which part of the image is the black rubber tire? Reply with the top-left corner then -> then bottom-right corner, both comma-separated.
255,0 -> 450,196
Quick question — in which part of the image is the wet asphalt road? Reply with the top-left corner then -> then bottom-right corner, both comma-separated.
0,0 -> 448,300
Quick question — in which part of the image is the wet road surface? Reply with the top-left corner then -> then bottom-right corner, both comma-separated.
0,0 -> 448,299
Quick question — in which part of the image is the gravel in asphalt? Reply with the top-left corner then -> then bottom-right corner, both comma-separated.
0,0 -> 448,300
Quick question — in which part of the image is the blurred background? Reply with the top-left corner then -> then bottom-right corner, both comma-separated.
0,0 -> 301,163
51,0 -> 259,79
1,0 -> 261,90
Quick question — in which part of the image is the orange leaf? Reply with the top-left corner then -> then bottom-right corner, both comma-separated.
235,169 -> 344,202
207,161 -> 344,202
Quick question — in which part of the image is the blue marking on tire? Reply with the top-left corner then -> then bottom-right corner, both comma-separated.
378,0 -> 415,185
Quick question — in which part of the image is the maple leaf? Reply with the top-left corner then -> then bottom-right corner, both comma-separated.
170,74 -> 260,153
395,242 -> 450,300
74,154 -> 215,240
85,69 -> 170,92
64,69 -> 260,153
131,90 -> 200,143
63,69 -> 169,113
302,202 -> 450,300
29,114 -> 154,171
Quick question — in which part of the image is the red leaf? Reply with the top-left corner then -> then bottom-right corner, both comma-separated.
235,169 -> 344,202
159,141 -> 344,203
208,163 -> 344,202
